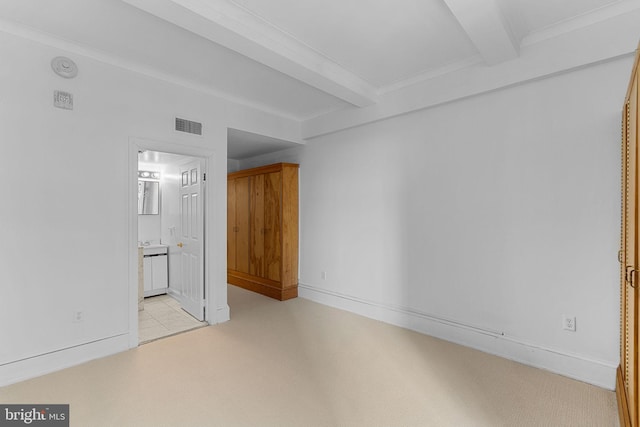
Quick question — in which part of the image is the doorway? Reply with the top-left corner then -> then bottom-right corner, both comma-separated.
128,138 -> 218,348
137,150 -> 207,343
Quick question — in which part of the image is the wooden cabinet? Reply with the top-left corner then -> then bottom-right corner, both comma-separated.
619,42 -> 640,427
227,163 -> 299,300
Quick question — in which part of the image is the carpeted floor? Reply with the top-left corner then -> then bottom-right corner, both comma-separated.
0,285 -> 619,426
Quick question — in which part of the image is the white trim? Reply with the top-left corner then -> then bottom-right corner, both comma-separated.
167,287 -> 182,299
2,0 -> 637,140
216,305 -> 230,323
122,0 -> 377,107
0,334 -> 129,387
2,3 -> 638,133
302,8 -> 640,139
377,55 -> 483,95
521,0 -> 640,47
0,17 -> 301,122
298,283 -> 618,390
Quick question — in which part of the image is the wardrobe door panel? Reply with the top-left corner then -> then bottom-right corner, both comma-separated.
236,177 -> 251,274
227,179 -> 237,271
264,172 -> 282,282
281,164 -> 299,288
250,174 -> 265,277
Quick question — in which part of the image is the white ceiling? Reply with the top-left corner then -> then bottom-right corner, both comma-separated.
498,0 -> 620,39
139,150 -> 191,166
227,128 -> 302,160
231,0 -> 480,88
0,0 -> 638,157
0,0 -> 350,120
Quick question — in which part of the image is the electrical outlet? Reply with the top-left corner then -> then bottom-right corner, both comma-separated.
73,311 -> 84,323
321,271 -> 327,280
562,315 -> 576,331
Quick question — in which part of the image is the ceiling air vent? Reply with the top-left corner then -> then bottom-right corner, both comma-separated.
175,117 -> 202,135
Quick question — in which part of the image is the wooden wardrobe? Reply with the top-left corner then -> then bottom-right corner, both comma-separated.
227,163 -> 299,300
619,42 -> 640,427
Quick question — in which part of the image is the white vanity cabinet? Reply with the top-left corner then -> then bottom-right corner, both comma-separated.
142,245 -> 168,297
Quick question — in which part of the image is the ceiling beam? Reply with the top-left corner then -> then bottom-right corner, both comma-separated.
122,0 -> 377,107
442,0 -> 519,65
302,7 -> 640,138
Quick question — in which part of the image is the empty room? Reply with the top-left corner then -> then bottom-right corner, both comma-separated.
1,0 -> 640,426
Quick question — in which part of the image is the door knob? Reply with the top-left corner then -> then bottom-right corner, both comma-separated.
177,243 -> 184,248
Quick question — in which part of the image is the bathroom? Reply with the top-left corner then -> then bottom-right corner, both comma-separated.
137,150 -> 207,343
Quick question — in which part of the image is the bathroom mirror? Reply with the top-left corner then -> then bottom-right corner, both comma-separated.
138,180 -> 159,215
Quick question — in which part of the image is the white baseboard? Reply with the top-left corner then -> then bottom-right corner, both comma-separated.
0,334 -> 130,387
215,304 -> 230,323
167,288 -> 182,299
298,283 -> 617,390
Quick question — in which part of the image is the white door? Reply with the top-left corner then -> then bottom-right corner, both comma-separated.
178,160 -> 205,321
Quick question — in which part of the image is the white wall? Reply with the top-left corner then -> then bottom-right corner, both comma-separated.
138,210 -> 161,244
227,158 -> 240,173
250,57 -> 629,389
0,31 -> 300,385
0,24 -> 630,390
237,147 -> 302,171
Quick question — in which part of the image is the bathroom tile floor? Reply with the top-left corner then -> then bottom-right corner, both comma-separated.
139,294 -> 207,344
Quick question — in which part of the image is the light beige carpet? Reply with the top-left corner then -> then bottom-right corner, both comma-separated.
0,285 -> 619,426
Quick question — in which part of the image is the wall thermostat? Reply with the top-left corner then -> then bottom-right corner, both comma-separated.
54,90 -> 73,110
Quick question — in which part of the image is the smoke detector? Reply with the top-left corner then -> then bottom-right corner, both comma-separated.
51,56 -> 78,79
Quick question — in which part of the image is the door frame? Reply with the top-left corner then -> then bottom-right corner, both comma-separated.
127,137 -> 217,348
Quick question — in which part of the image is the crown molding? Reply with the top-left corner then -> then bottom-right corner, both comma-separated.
301,8 -> 640,139
122,0 -> 378,107
381,1 -> 640,97
3,0 -> 638,142
378,55 -> 484,95
521,0 -> 640,47
0,17 -> 304,123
